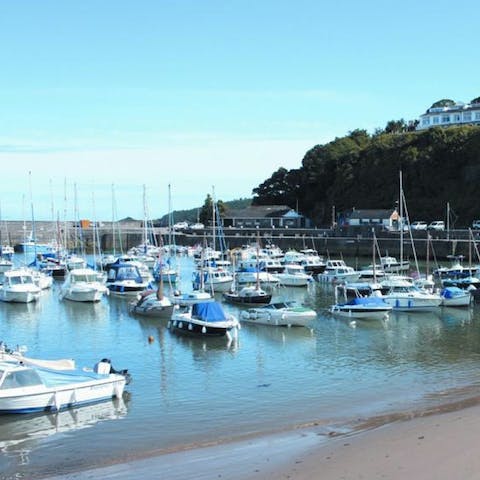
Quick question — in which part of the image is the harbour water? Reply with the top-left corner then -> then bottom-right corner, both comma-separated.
1,254 -> 480,479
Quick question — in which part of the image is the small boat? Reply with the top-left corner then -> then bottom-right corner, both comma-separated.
105,259 -> 150,296
317,260 -> 361,283
330,294 -> 392,321
60,268 -> 108,302
168,301 -> 240,340
235,268 -> 280,287
0,351 -> 129,414
129,277 -> 174,319
129,290 -> 175,318
223,285 -> 272,306
240,301 -> 317,327
276,264 -> 313,287
0,269 -> 41,303
170,290 -> 214,306
440,286 -> 472,307
192,267 -> 233,293
380,278 -> 442,311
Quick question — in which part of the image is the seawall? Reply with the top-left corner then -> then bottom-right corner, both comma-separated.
3,221 -> 478,261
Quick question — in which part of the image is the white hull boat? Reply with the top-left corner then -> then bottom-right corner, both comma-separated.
440,287 -> 472,307
276,265 -> 313,287
240,301 -> 317,327
330,297 -> 392,321
60,268 -> 108,302
0,353 -> 129,414
129,290 -> 175,319
0,269 -> 41,303
381,280 -> 442,311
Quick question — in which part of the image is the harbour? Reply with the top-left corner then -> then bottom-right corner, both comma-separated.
1,251 -> 480,478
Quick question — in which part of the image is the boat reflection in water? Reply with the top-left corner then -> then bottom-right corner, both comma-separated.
0,396 -> 128,460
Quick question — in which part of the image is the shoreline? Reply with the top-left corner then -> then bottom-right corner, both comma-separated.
40,396 -> 480,480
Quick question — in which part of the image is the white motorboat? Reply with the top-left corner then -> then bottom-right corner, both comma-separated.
31,269 -> 53,290
276,264 -> 313,287
60,268 -> 108,302
235,268 -> 280,287
192,267 -> 233,293
440,287 -> 472,307
171,290 -> 214,306
240,301 -> 317,327
0,352 -> 129,414
381,279 -> 442,311
379,256 -> 410,273
318,260 -> 361,283
129,288 -> 175,319
168,301 -> 240,340
0,269 -> 41,303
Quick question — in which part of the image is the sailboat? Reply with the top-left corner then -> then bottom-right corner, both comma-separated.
380,172 -> 442,311
129,268 -> 175,318
330,230 -> 392,321
223,240 -> 272,305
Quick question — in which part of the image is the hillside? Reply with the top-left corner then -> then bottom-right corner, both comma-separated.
156,197 -> 252,226
252,125 -> 480,227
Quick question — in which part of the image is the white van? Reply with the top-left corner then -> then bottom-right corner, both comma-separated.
472,220 -> 480,229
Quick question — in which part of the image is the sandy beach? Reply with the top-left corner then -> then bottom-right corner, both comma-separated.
43,401 -> 480,480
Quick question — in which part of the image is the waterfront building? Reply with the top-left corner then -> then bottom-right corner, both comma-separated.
222,205 -> 307,229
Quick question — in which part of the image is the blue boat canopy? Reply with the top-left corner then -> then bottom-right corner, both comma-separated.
441,286 -> 464,298
192,302 -> 228,322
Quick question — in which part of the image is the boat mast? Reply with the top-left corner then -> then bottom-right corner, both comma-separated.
28,171 -> 37,263
399,171 -> 403,266
211,186 -> 216,253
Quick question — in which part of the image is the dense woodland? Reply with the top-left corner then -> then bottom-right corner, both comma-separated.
252,124 -> 480,227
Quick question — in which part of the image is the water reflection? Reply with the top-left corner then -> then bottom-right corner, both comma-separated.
0,396 -> 128,461
439,307 -> 473,326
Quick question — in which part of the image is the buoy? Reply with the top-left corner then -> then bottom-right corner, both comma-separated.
148,335 -> 154,343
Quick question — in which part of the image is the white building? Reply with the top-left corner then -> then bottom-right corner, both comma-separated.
417,99 -> 480,130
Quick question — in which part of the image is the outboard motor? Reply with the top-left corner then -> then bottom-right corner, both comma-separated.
94,358 -> 112,374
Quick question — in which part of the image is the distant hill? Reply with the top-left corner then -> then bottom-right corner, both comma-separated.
155,197 -> 252,226
252,125 -> 480,227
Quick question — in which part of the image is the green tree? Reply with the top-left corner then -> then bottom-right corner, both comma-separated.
384,119 -> 407,134
198,194 -> 227,226
430,99 -> 455,108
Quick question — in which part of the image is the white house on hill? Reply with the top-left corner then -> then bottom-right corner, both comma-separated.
417,98 -> 480,130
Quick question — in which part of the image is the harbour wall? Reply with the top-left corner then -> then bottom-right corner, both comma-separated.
4,221 -> 478,260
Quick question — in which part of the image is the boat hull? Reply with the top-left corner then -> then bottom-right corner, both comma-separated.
222,292 -> 272,306
382,295 -> 442,311
167,317 -> 237,337
330,305 -> 391,321
0,377 -> 126,414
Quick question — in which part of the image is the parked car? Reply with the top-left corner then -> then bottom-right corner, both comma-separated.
472,220 -> 480,229
428,221 -> 445,231
410,221 -> 428,230
173,221 -> 189,230
189,223 -> 205,230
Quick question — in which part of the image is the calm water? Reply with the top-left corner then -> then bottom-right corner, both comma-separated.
1,254 -> 480,478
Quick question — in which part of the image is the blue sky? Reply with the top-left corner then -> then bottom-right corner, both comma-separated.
0,0 -> 479,220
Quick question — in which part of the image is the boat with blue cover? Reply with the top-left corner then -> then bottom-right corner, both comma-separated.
331,295 -> 392,320
440,286 -> 472,307
168,301 -> 240,339
105,259 -> 150,296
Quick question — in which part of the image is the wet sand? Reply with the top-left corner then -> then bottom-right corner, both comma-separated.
44,402 -> 480,480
